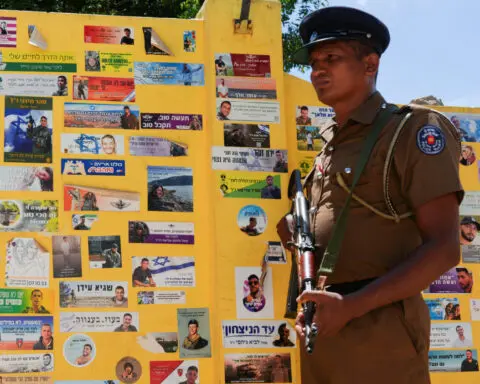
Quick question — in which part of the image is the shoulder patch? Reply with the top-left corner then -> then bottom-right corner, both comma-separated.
416,125 -> 445,155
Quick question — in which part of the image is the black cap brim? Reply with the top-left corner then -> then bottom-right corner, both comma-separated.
292,36 -> 361,65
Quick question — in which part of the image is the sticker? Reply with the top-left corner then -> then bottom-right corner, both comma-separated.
136,332 -> 178,354
238,205 -> 267,236
61,159 -> 126,176
460,144 -> 476,166
443,112 -> 479,142
116,356 -> 142,383
129,137 -> 188,157
222,320 -> 296,348
0,288 -> 53,314
88,236 -> 122,269
142,27 -> 172,56
0,316 -> 53,350
424,298 -> 461,320
52,236 -> 82,278
6,238 -> 50,288
224,353 -> 292,382
84,26 -> 134,45
429,349 -> 479,372
128,221 -> 194,244
235,266 -> 274,319
224,123 -> 270,148
73,76 -> 135,102
212,147 -> 288,173
177,308 -> 211,358
0,353 -> 53,373
60,281 -> 128,308
216,77 -> 277,99
425,266 -> 473,294
214,53 -> 271,77
64,103 -> 140,129
60,312 -> 139,333
63,334 -> 96,367
265,241 -> 287,263
64,185 -> 140,212
218,172 -> 281,199
137,291 -> 186,305
147,166 -> 193,212
416,125 -> 445,155
295,105 -> 334,126
134,62 -> 204,86
297,126 -> 325,152
4,96 -> 53,164
183,30 -> 196,52
0,17 -> 17,47
0,50 -> 76,72
141,113 -> 202,130
85,51 -> 133,73
0,200 -> 58,233
62,133 -> 125,155
132,256 -> 195,287
150,360 -> 199,383
0,166 -> 52,191
216,99 -> 280,123
430,322 -> 473,349
72,214 -> 98,230
0,75 -> 68,97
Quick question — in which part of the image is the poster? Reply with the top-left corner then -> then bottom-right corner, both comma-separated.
218,172 -> 281,199
84,26 -> 135,45
0,353 -> 53,373
147,166 -> 193,212
177,308 -> 211,358
61,159 -> 126,176
59,281 -> 128,308
442,112 -> 480,142
64,185 -> 140,212
183,31 -> 196,52
296,126 -> 325,152
216,99 -> 280,123
224,353 -> 292,383
63,334 -> 96,367
429,349 -> 479,372
59,312 -> 139,333
150,361 -> 199,384
0,166 -> 52,191
134,62 -> 204,86
73,76 -> 135,102
0,75 -> 68,96
64,103 -> 140,129
52,236 -> 81,279
430,322 -> 473,348
88,236 -> 122,269
128,221 -> 194,245
136,332 -> 178,354
235,266 -> 274,319
424,298 -> 461,320
129,137 -> 188,157
61,133 -> 125,155
141,113 -> 202,130
0,17 -> 17,47
238,205 -> 268,236
4,95 -> 53,163
212,147 -> 288,173
6,238 -> 50,288
295,105 -> 335,126
0,316 -> 53,350
222,320 -> 296,348
0,200 -> 58,233
216,77 -> 276,100
137,291 -> 186,305
0,50 -> 76,72
131,256 -> 195,288
224,123 -> 270,148
72,214 -> 98,231
0,288 -> 53,314
214,53 -> 271,77
425,267 -> 473,294
85,51 -> 133,73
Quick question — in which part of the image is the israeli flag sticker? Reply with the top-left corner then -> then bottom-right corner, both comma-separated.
416,125 -> 445,155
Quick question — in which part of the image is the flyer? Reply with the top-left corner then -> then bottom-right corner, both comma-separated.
235,266 -> 274,319
295,105 -> 335,126
224,123 -> 270,148
52,236 -> 82,279
430,322 -> 473,349
61,159 -> 126,176
129,137 -> 188,157
0,200 -> 58,233
141,113 -> 202,130
212,147 -> 288,173
214,53 -> 271,77
442,112 -> 480,142
88,236 -> 122,269
425,267 -> 473,294
147,166 -> 193,212
128,221 -> 194,245
63,334 -> 96,368
84,26 -> 135,45
59,281 -> 128,308
72,214 -> 98,231
137,291 -> 186,305
73,76 -> 135,102
224,353 -> 292,383
61,133 -> 125,155
216,77 -> 277,99
0,316 -> 53,350
64,103 -> 140,129
217,172 -> 281,199
0,50 -> 76,72
222,320 -> 296,348
0,75 -> 68,96
296,126 -> 325,152
424,298 -> 461,320
0,288 -> 53,314
131,256 -> 195,287
0,166 -> 52,192
150,360 -> 199,384
85,51 -> 133,73
0,17 -> 17,48
216,99 -> 280,123
137,332 -> 178,354
134,62 -> 204,86
59,312 -> 139,333
429,349 -> 479,372
177,308 -> 211,358
0,353 -> 53,373
64,185 -> 140,212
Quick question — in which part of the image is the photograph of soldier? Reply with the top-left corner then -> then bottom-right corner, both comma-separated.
26,115 -> 52,162
179,366 -> 199,384
182,319 -> 209,350
452,324 -> 473,348
52,235 -> 81,278
224,123 -> 270,148
132,257 -> 156,287
73,215 -> 89,230
112,285 -> 128,307
101,242 -> 122,268
272,150 -> 288,172
87,235 -> 122,269
137,291 -> 154,304
52,75 -> 68,96
240,217 -> 260,236
41,353 -> 52,372
129,221 -> 149,243
32,324 -> 53,350
217,100 -> 231,120
21,289 -> 50,314
85,51 -> 100,72
238,205 -> 267,236
114,313 -> 137,332
81,191 -> 99,211
261,175 -> 281,199
75,344 -> 93,366
460,144 -> 476,166
76,79 -> 87,100
461,350 -> 479,372
121,106 -> 139,129
120,28 -> 134,45
296,106 -> 312,125
272,323 -> 295,347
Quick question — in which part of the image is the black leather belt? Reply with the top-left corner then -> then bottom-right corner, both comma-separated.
325,277 -> 377,295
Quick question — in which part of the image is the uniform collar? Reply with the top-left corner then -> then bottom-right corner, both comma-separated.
348,91 -> 387,125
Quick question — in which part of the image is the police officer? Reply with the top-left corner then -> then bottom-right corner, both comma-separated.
288,6 -> 464,383
27,115 -> 52,159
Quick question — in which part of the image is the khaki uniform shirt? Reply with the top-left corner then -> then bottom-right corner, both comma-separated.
303,91 -> 463,285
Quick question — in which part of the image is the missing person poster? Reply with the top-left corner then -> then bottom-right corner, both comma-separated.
61,159 -> 126,176
0,50 -> 77,72
217,172 -> 281,199
0,166 -> 53,191
150,360 -> 199,384
235,266 -> 274,319
212,147 -> 288,173
4,95 -> 53,163
61,133 -> 125,155
177,308 -> 211,358
134,62 -> 204,86
147,166 -> 193,212
0,75 -> 67,96
216,77 -> 277,99
424,298 -> 461,320
0,316 -> 53,350
85,51 -> 133,73
0,288 -> 53,314
224,123 -> 270,148
222,320 -> 296,349
64,185 -> 140,212
137,291 -> 186,305
73,76 -> 135,102
129,137 -> 188,157
224,353 -> 292,383
430,323 -> 473,349
137,332 -> 178,354
140,113 -> 202,130
59,281 -> 128,308
128,221 -> 194,245
131,256 -> 195,288
0,200 -> 58,233
216,99 -> 280,123
64,103 -> 139,129
429,349 -> 479,372
425,267 -> 473,294
0,353 -> 54,373
84,26 -> 135,45
6,238 -> 50,288
59,312 -> 139,333
214,53 -> 271,77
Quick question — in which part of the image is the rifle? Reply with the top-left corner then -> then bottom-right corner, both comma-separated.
284,169 -> 318,354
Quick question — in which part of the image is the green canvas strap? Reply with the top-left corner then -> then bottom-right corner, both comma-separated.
317,103 -> 399,276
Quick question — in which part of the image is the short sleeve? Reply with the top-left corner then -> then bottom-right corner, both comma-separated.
394,109 -> 464,210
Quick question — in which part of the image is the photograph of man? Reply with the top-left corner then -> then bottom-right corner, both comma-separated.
217,78 -> 229,98
129,221 -> 149,243
120,106 -> 139,129
41,353 -> 52,372
243,265 -> 267,312
182,319 -> 208,350
26,115 -> 52,158
114,313 -> 137,332
444,302 -> 461,320
181,63 -> 203,86
22,289 -> 50,314
85,51 -> 100,72
121,362 -> 137,381
60,236 -> 71,269
112,285 -> 128,307
451,115 -> 476,142
132,258 -> 156,287
0,21 -> 7,34
461,349 -> 479,372
77,79 -> 87,100
215,55 -> 227,75
81,191 -> 98,211
52,75 -> 68,96
261,175 -> 281,199
305,131 -> 315,151
460,145 -> 476,166
75,344 -> 93,366
296,106 -> 312,125
240,217 -> 260,236
452,325 -> 473,348
102,243 -> 121,268
74,215 -> 89,230
456,267 -> 473,293
460,216 -> 480,245
120,28 -> 134,45
101,134 -> 117,154
179,366 -> 199,384
273,323 -> 295,347
273,150 -> 288,172
217,101 -> 231,120
33,323 -> 53,350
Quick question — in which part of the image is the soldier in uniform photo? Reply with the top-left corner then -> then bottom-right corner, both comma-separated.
278,6 -> 464,384
22,289 -> 50,314
102,242 -> 121,268
121,106 -> 139,129
179,366 -> 198,384
26,115 -> 52,160
52,75 -> 68,96
182,319 -> 208,350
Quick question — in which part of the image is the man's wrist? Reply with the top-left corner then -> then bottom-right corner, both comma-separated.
343,290 -> 373,320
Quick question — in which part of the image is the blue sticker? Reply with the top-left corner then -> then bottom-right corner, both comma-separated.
416,125 -> 445,155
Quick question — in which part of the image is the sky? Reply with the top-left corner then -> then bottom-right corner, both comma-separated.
289,0 -> 480,107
